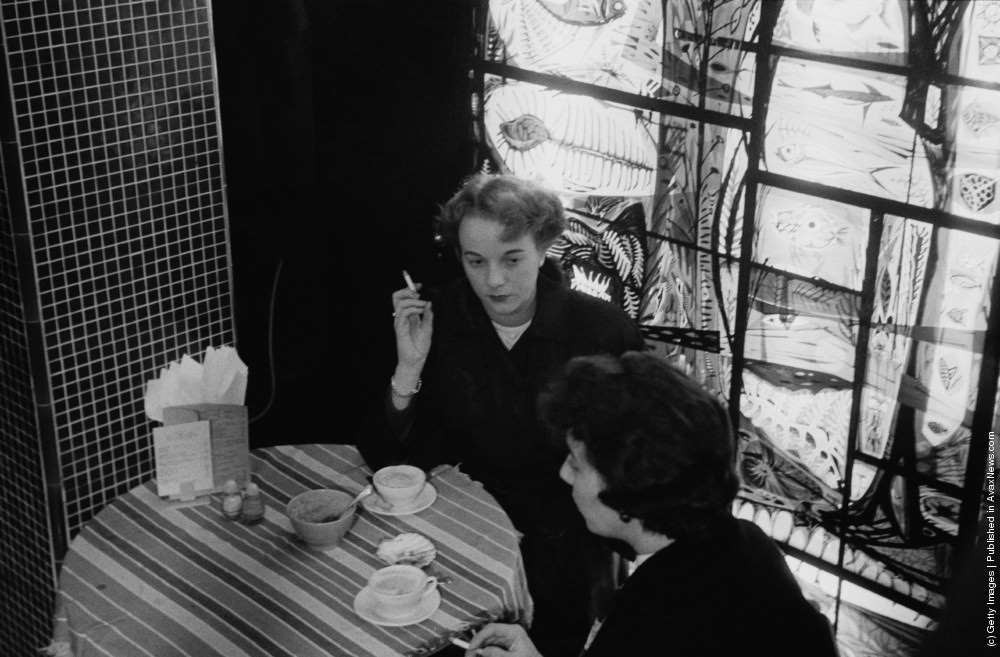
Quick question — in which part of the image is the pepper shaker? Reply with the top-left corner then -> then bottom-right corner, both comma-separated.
221,479 -> 243,520
241,481 -> 265,525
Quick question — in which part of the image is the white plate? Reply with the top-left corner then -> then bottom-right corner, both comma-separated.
361,483 -> 437,516
353,586 -> 441,627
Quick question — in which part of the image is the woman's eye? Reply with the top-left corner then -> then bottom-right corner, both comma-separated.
466,259 -> 483,267
505,258 -> 521,266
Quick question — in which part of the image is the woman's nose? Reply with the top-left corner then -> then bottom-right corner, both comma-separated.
559,460 -> 573,485
487,263 -> 505,287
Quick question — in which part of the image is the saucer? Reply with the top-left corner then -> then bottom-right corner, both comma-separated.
361,483 -> 437,516
353,586 -> 440,627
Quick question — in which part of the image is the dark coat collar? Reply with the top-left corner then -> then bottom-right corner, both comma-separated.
438,261 -> 571,343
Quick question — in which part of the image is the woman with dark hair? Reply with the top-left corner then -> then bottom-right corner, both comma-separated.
465,351 -> 839,657
358,173 -> 645,657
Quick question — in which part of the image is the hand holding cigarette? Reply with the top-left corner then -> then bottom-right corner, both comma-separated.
462,623 -> 542,656
390,270 -> 433,381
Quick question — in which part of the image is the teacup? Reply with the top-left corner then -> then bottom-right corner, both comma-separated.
372,464 -> 426,509
367,564 -> 437,619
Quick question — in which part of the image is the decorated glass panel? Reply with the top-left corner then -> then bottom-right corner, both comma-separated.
472,1 -> 1000,654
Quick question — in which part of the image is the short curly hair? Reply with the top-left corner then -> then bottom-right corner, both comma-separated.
435,173 -> 566,250
538,351 -> 739,540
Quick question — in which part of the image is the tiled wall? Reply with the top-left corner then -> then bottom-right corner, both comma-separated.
0,1 -> 234,651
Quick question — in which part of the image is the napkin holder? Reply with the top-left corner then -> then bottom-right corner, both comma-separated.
146,346 -> 249,502
154,403 -> 250,501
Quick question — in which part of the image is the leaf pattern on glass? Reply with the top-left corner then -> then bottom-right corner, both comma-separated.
936,358 -> 960,392
549,202 -> 647,318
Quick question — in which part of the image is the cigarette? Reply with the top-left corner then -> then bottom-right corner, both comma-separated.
402,270 -> 418,293
450,637 -> 470,650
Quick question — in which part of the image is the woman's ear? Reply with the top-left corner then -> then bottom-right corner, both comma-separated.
537,243 -> 553,268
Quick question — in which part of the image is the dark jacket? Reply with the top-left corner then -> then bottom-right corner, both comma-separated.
583,516 -> 840,657
357,264 -> 644,657
358,263 -> 644,531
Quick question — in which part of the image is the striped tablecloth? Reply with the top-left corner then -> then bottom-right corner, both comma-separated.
52,444 -> 533,657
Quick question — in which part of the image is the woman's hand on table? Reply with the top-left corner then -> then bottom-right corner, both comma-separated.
466,623 -> 543,657
391,284 -> 433,371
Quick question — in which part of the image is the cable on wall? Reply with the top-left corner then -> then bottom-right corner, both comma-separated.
250,257 -> 284,424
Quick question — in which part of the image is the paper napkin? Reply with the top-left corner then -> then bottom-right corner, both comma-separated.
144,346 -> 248,422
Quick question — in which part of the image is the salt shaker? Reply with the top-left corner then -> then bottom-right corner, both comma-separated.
241,481 -> 265,525
221,479 -> 243,520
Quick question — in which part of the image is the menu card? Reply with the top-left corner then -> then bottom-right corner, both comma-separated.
153,420 -> 214,500
161,404 -> 250,498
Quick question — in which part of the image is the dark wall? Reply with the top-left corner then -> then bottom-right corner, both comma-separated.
211,1 -> 473,446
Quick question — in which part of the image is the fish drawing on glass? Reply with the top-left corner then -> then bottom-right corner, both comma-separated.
536,0 -> 627,25
801,83 -> 893,104
766,114 -> 875,181
869,166 -> 935,208
799,81 -> 894,121
773,206 -> 851,250
765,59 -> 938,208
757,195 -> 867,289
489,0 -> 662,96
774,0 -> 906,53
483,81 -> 657,197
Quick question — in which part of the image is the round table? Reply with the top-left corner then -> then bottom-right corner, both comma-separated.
51,444 -> 533,657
